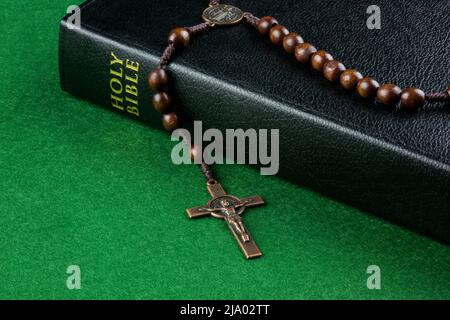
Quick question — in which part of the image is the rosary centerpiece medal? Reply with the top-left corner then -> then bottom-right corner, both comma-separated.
202,4 -> 244,26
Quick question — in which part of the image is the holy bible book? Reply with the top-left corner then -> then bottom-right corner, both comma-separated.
59,0 -> 450,243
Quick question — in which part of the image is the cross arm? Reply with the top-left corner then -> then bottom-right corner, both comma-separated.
186,205 -> 211,219
240,195 -> 264,207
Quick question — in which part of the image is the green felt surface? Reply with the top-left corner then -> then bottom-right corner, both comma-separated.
1,0 -> 449,300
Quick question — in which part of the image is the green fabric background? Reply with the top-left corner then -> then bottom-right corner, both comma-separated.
0,0 -> 449,299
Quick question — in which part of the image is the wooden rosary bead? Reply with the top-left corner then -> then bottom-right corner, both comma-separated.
357,77 -> 380,98
269,25 -> 289,46
311,50 -> 333,72
162,112 -> 181,132
294,43 -> 317,64
283,32 -> 304,53
400,88 -> 425,110
323,60 -> 346,82
377,84 -> 402,105
340,69 -> 363,90
148,68 -> 169,91
168,27 -> 190,48
152,92 -> 172,114
257,16 -> 278,36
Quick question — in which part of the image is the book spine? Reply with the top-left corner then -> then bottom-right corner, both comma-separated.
59,19 -> 163,129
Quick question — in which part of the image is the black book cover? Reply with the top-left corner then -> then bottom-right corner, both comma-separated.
59,0 -> 450,242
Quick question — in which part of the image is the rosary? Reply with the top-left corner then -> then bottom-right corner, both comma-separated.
147,0 -> 450,259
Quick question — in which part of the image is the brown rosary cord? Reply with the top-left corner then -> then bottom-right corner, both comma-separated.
158,22 -> 211,68
243,12 -> 259,28
200,162 -> 217,185
158,43 -> 175,68
426,92 -> 450,102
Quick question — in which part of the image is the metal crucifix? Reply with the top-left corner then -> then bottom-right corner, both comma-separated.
186,182 -> 265,259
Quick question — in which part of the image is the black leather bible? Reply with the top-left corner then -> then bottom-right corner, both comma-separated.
59,0 -> 450,243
